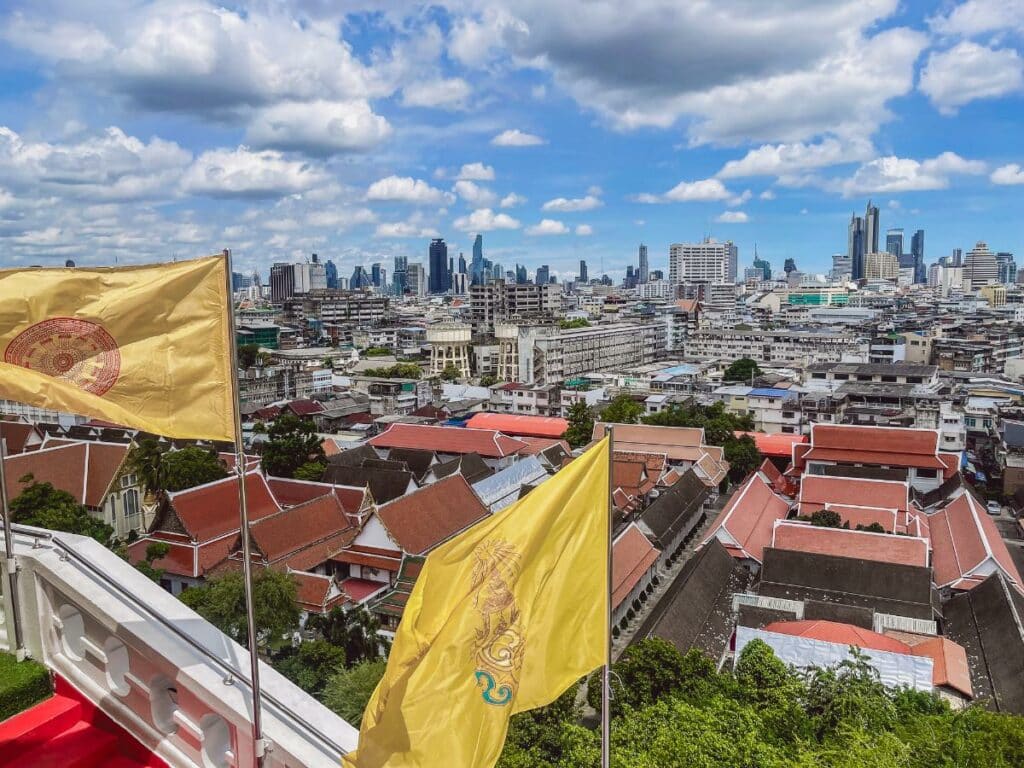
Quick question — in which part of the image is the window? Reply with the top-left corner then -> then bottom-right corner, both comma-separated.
124,489 -> 139,519
120,473 -> 137,488
811,372 -> 826,379
881,375 -> 897,383
916,468 -> 938,479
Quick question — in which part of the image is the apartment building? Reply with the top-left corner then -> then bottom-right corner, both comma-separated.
688,328 -> 869,366
517,323 -> 661,385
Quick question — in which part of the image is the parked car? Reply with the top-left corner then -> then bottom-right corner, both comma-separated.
986,500 -> 1002,516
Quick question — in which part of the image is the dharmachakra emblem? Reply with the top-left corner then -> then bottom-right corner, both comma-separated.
471,539 -> 526,706
5,317 -> 121,396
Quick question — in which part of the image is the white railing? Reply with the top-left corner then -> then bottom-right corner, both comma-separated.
0,525 -> 358,768
873,612 -> 937,636
732,593 -> 805,619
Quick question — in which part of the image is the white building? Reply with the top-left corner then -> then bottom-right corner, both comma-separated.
669,239 -> 738,285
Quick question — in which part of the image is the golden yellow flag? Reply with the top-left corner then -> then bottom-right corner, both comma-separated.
344,437 -> 609,768
0,255 -> 235,441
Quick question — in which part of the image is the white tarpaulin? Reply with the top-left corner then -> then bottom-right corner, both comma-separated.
735,626 -> 933,692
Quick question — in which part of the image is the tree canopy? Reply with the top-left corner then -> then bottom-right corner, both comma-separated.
9,479 -> 113,543
641,401 -> 760,480
559,318 -> 590,329
440,363 -> 462,381
180,569 -> 300,647
723,357 -> 763,383
161,446 -> 228,492
322,660 -> 387,726
305,607 -> 385,666
275,639 -> 347,699
562,400 -> 595,449
261,414 -> 326,479
600,394 -> 644,425
362,363 -> 422,379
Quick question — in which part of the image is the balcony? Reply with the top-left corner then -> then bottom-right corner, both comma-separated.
1,525 -> 357,767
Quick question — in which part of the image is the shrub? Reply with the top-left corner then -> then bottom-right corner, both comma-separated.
0,652 -> 51,721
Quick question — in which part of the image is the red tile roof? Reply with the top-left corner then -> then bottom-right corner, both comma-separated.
702,472 -> 790,563
593,423 -> 706,461
516,437 -> 573,456
266,476 -> 369,519
369,423 -> 527,458
0,421 -> 42,454
799,475 -> 909,514
291,571 -> 347,613
375,475 -> 489,555
765,620 -> 911,654
771,522 -> 929,567
340,577 -> 388,603
166,472 -> 280,542
905,636 -> 973,698
465,413 -> 568,438
246,494 -> 352,564
612,523 -> 661,609
803,425 -> 944,469
734,431 -> 807,458
2,441 -> 128,508
758,459 -> 797,496
285,399 -> 326,416
801,446 -> 947,470
929,492 -> 1023,589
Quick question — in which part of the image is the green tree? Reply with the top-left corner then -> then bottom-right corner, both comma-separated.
9,479 -> 113,543
134,541 -> 170,582
127,438 -> 166,496
440,363 -> 462,381
723,357 -> 763,383
180,569 -> 300,647
559,318 -> 590,329
293,461 -> 326,481
363,363 -> 422,379
479,374 -> 498,387
586,638 -> 690,717
562,401 -> 595,449
600,394 -> 644,425
274,639 -> 347,698
322,660 -> 386,725
261,414 -> 325,478
363,347 -> 392,357
809,509 -> 843,528
305,606 -> 384,666
723,434 -> 761,481
499,683 -> 584,768
161,446 -> 228,492
238,343 -> 261,370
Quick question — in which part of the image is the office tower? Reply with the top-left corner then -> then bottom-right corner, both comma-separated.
350,265 -> 372,289
393,255 -> 408,295
848,213 -> 865,280
625,265 -> 636,288
963,241 -> 998,289
471,235 -> 483,285
458,253 -> 467,275
910,229 -> 925,284
452,272 -> 468,294
325,259 -> 338,289
996,252 -> 1017,284
371,262 -> 382,287
831,253 -> 852,279
578,259 -> 588,283
492,263 -> 503,281
428,238 -> 449,294
886,228 -> 904,260
232,272 -> 244,291
783,258 -> 797,274
864,252 -> 899,280
668,239 -> 738,284
307,258 -> 327,291
407,262 -> 426,296
535,265 -> 550,285
752,246 -> 771,280
269,262 -> 295,302
952,248 -> 963,267
864,200 -> 880,255
515,264 -> 528,284
638,244 -> 649,284
650,269 -> 664,281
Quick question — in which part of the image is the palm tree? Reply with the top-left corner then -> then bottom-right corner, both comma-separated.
127,438 -> 166,499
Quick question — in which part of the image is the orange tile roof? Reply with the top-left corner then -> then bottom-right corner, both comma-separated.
771,522 -> 929,567
291,571 -> 348,613
516,436 -> 572,455
702,472 -> 789,563
166,472 -> 280,542
2,441 -> 128,508
246,494 -> 352,563
802,446 -> 947,470
465,413 -> 568,438
811,424 -> 939,455
375,475 -> 489,555
593,422 -> 705,460
799,475 -> 909,514
765,619 -> 912,654
369,423 -> 527,458
907,636 -> 973,698
929,493 -> 1023,589
612,523 -> 661,609
734,431 -> 807,458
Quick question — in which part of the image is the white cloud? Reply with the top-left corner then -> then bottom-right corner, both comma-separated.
838,151 -> 986,195
759,189 -> 776,200
991,163 -> 1024,185
491,129 -> 545,146
716,210 -> 749,223
718,137 -> 874,178
449,9 -> 527,67
375,221 -> 441,238
181,146 -> 326,199
453,179 -> 498,206
542,194 -> 602,212
664,178 -> 732,202
929,0 -> 1024,36
453,208 -> 521,232
727,189 -> 752,207
500,192 -> 527,207
245,99 -> 392,155
366,176 -> 453,205
402,78 -> 472,110
919,42 -> 1024,115
525,219 -> 569,235
575,224 -> 593,236
457,162 -> 496,181
631,193 -> 665,204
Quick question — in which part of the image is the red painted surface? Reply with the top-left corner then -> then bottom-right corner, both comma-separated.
0,676 -> 168,768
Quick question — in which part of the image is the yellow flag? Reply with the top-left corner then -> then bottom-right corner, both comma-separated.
0,255 -> 235,441
344,437 -> 609,768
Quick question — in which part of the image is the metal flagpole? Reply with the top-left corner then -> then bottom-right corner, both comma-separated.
223,249 -> 266,765
0,437 -> 26,658
601,425 -> 614,768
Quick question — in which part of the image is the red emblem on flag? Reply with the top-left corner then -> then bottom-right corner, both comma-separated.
5,317 -> 121,396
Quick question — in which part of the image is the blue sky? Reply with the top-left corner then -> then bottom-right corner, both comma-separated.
0,0 -> 1022,281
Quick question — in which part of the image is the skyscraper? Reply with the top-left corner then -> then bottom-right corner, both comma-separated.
964,241 -> 998,290
269,262 -> 295,302
848,214 -> 865,280
535,265 -> 550,285
371,262 -> 382,288
886,229 -> 904,261
471,234 -> 484,285
752,245 -> 771,280
578,259 -> 588,283
393,255 -> 408,295
783,258 -> 797,274
515,264 -> 528,284
910,229 -> 925,284
668,239 -> 738,284
458,253 -> 467,276
428,238 -> 449,294
325,259 -> 338,289
350,265 -> 372,289
864,200 -> 880,255
625,265 -> 635,288
638,244 -> 649,284
996,252 -> 1017,284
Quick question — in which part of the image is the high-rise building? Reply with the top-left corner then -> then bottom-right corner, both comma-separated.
371,262 -> 383,288
393,256 -> 408,295
471,234 -> 484,285
625,265 -> 636,288
269,262 -> 295,302
515,264 -> 528,284
307,259 -> 327,291
910,229 -> 925,284
752,246 -> 771,280
783,258 -> 797,274
864,252 -> 899,280
535,265 -> 550,286
996,252 -> 1017,284
578,259 -> 588,284
668,239 -> 738,284
232,272 -> 244,291
952,248 -> 963,267
325,259 -> 338,289
407,262 -> 426,296
428,238 -> 449,294
638,244 -> 649,284
963,241 -> 998,290
864,200 -> 880,256
886,228 -> 904,260
831,253 -> 852,279
458,253 -> 467,276
350,265 -> 372,289
650,269 -> 664,281
848,214 -> 865,280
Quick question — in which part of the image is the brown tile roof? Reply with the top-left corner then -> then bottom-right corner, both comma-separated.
375,475 -> 488,555
0,421 -> 42,454
929,492 -> 1023,590
906,636 -> 973,698
798,475 -> 909,514
515,437 -> 572,457
245,494 -> 353,564
702,472 -> 790,563
593,422 -> 706,461
166,472 -> 280,542
291,571 -> 348,613
612,523 -> 661,608
2,441 -> 128,508
804,425 -> 944,469
285,399 -> 325,416
266,476 -> 369,519
771,522 -> 929,568
369,423 -> 527,458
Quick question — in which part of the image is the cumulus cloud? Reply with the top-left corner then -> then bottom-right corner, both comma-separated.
181,146 -> 326,198
457,162 -> 496,180
718,137 -> 874,178
759,189 -> 776,200
575,224 -> 593,235
245,99 -> 392,155
838,151 -> 986,195
929,0 -> 1024,36
991,163 -> 1024,185
500,192 -> 527,207
716,210 -> 749,223
525,218 -> 569,235
541,194 -> 602,212
375,221 -> 441,238
453,179 -> 497,206
401,78 -> 472,110
919,42 -> 1024,115
491,129 -> 545,146
453,208 -> 520,232
366,176 -> 453,205
664,178 -> 732,202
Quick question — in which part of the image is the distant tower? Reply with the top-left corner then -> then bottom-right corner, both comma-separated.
428,238 -> 449,294
471,234 -> 484,285
848,213 -> 865,280
910,230 -> 925,284
638,244 -> 649,284
864,200 -> 880,255
578,259 -> 588,283
458,253 -> 467,275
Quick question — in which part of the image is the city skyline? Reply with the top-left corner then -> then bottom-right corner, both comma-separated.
0,1 -> 1022,280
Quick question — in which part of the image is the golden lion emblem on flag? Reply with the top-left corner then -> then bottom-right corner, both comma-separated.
5,317 -> 121,396
471,539 -> 525,706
